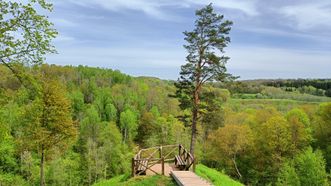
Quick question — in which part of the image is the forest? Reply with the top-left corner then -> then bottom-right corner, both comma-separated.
1,1 -> 331,186
0,64 -> 330,185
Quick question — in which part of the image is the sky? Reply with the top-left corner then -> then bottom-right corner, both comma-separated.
46,0 -> 331,80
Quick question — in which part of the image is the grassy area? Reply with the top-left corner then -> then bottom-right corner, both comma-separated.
196,164 -> 243,186
226,98 -> 321,112
234,93 -> 331,102
93,175 -> 176,186
93,165 -> 243,186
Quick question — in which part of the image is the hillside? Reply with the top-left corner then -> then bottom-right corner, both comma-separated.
93,164 -> 243,186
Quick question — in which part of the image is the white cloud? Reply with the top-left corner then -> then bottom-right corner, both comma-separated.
47,45 -> 184,67
46,45 -> 185,79
53,34 -> 75,42
239,27 -> 331,43
67,0 -> 185,20
51,18 -> 76,27
66,0 -> 258,20
227,46 -> 331,79
47,44 -> 331,80
186,0 -> 259,16
279,1 -> 331,30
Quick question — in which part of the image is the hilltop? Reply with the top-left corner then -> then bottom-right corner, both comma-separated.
93,164 -> 243,186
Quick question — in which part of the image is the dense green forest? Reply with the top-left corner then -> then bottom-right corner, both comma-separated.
0,64 -> 331,185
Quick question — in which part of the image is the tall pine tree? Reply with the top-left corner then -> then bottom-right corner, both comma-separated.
174,4 -> 233,169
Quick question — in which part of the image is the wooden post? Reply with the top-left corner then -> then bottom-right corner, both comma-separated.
131,157 -> 135,177
159,146 -> 163,158
179,144 -> 181,156
161,157 -> 165,175
192,157 -> 196,172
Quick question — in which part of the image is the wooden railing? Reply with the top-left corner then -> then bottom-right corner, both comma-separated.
131,144 -> 194,177
178,144 -> 194,170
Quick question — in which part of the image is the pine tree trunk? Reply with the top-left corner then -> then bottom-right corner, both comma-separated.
190,84 -> 200,172
40,146 -> 45,186
190,57 -> 202,172
190,107 -> 198,172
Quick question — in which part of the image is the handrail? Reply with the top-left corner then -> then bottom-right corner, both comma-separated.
132,144 -> 194,177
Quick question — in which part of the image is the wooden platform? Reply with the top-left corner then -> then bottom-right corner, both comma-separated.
146,163 -> 180,176
132,144 -> 194,177
171,171 -> 213,186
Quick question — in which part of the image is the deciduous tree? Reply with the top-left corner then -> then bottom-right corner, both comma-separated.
21,78 -> 77,186
0,0 -> 57,83
207,124 -> 253,178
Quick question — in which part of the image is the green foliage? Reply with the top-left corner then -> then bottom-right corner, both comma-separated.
277,148 -> 328,186
20,78 -> 77,154
201,87 -> 229,136
69,90 -> 85,120
174,3 -> 233,161
120,109 -> 138,143
0,173 -> 28,186
0,0 -> 57,84
276,162 -> 300,186
286,109 -> 312,150
0,127 -> 16,173
313,102 -> 331,169
17,77 -> 77,185
175,3 -> 233,111
0,63 -> 330,185
46,151 -> 80,186
261,87 -> 331,102
295,148 -> 328,186
93,174 -> 129,186
93,175 -> 176,186
206,124 -> 253,178
195,164 -> 243,186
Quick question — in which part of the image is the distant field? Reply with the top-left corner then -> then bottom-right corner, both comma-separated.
226,98 -> 322,112
232,93 -> 331,103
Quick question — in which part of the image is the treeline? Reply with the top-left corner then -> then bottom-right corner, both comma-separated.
262,79 -> 331,91
228,79 -> 331,97
223,80 -> 331,101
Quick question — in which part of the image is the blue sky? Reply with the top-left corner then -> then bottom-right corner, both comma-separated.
46,0 -> 331,80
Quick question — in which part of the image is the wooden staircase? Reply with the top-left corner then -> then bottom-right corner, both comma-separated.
171,171 -> 213,186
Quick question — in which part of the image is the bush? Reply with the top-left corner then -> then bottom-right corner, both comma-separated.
0,173 -> 28,186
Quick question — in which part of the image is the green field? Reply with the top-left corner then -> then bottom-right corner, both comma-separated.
226,98 -> 321,112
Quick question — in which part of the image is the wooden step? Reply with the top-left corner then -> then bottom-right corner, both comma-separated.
171,171 -> 213,186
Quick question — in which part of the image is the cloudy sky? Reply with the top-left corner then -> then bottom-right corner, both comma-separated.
46,0 -> 331,80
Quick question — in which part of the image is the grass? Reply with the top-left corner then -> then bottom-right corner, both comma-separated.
226,98 -> 320,112
93,175 -> 176,186
93,164 -> 243,186
195,164 -> 243,186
